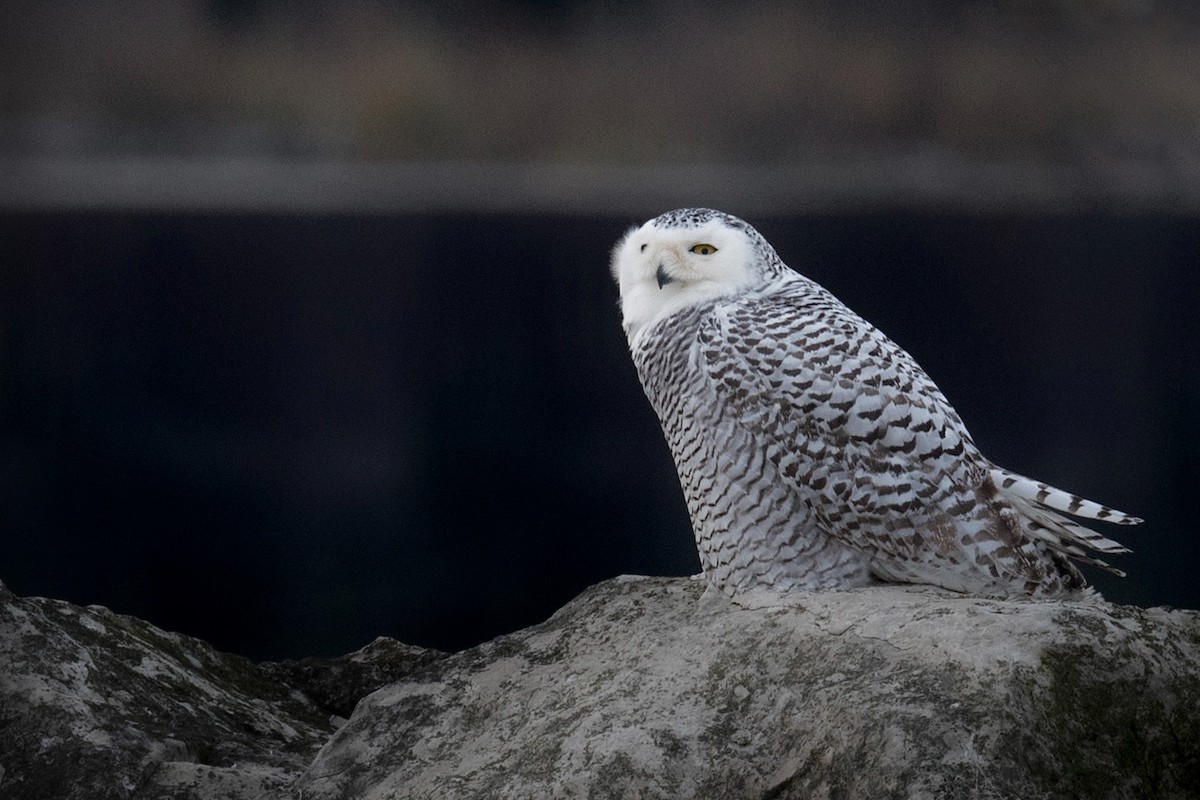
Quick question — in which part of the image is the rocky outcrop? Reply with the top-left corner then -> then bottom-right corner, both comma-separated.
290,576 -> 1200,800
260,637 -> 446,722
3,577 -> 1198,799
0,581 -> 442,800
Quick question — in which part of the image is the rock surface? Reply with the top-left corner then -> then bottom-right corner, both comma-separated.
260,637 -> 447,722
3,577 -> 1199,800
289,576 -> 1200,800
0,581 -> 442,800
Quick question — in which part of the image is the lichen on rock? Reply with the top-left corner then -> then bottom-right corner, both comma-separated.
2,577 -> 1197,799
287,577 -> 1200,800
0,581 -> 440,800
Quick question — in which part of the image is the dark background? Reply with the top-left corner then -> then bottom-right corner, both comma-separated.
2,210 -> 1195,660
2,0 -> 1199,660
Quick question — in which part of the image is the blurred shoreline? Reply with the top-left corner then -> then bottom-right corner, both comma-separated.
4,152 -> 1199,215
4,2 -> 1199,178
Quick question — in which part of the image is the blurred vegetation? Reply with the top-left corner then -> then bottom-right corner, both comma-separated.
2,0 -> 1199,165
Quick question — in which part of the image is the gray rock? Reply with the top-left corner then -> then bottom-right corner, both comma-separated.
4,576 -> 1199,799
260,637 -> 447,720
290,576 -> 1200,800
0,581 -> 440,800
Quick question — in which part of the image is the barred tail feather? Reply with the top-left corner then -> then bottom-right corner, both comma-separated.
991,467 -> 1143,525
990,466 -> 1137,577
1006,495 -> 1129,577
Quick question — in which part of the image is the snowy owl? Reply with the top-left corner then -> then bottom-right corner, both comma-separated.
611,208 -> 1140,597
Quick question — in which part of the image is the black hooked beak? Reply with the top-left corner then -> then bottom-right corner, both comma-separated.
655,263 -> 675,289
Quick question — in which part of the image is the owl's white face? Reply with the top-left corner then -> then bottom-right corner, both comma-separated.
611,216 -> 757,341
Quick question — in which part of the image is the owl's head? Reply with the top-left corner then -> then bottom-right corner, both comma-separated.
610,208 -> 788,340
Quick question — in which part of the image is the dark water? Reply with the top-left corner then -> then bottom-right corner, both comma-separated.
2,211 -> 1196,659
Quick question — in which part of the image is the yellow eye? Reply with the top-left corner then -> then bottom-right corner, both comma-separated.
689,243 -> 718,255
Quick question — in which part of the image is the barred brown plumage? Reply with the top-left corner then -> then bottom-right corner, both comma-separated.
611,208 -> 1140,598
